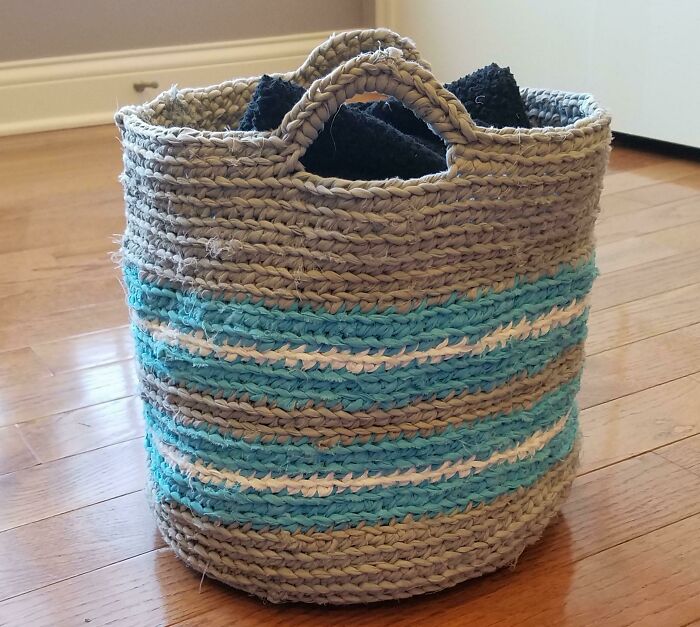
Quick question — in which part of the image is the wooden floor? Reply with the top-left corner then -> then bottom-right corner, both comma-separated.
0,125 -> 699,627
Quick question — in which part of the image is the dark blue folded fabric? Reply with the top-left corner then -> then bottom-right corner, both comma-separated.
238,63 -> 530,180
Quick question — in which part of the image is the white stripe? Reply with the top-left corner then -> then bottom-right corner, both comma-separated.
136,299 -> 587,373
152,412 -> 569,497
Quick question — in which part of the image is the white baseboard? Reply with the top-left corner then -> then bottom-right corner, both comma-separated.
0,31 -> 335,137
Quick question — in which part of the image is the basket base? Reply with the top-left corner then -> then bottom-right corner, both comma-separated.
149,447 -> 577,605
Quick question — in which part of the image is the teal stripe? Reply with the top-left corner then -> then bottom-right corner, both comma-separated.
133,312 -> 587,410
147,409 -> 578,531
123,259 -> 595,355
144,375 -> 580,476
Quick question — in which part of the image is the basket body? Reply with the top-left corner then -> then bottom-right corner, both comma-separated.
116,30 -> 611,604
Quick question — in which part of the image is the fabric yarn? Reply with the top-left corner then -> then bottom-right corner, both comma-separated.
115,29 -> 611,604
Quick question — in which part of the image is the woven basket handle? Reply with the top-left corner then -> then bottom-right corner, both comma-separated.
272,48 -> 478,177
291,28 -> 430,87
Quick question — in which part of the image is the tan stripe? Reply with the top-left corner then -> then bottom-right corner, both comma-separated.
123,191 -> 598,272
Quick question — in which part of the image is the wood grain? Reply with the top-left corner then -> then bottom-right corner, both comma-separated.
0,358 -> 137,427
579,375 -> 700,474
655,432 -> 700,477
0,490 -> 163,600
600,173 -> 700,212
595,194 -> 700,245
601,160 -> 700,196
598,191 -> 648,218
599,180 -> 700,223
596,220 -> 700,275
0,548 -> 232,627
606,144 -> 663,172
0,205 -> 122,257
0,439 -> 145,532
0,126 -> 121,212
579,323 -> 700,409
16,395 -> 143,463
586,282 -> 700,355
590,249 -> 700,312
0,347 -> 52,388
31,325 -> 133,374
0,300 -> 129,353
0,269 -> 124,328
0,425 -> 37,476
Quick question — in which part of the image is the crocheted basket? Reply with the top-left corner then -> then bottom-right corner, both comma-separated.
116,29 -> 611,604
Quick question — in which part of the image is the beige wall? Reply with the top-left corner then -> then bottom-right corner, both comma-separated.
0,0 -> 374,62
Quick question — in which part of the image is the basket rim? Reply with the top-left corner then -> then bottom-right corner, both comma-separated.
115,79 -> 611,189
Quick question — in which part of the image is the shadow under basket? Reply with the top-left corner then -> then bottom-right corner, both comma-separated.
115,28 -> 611,604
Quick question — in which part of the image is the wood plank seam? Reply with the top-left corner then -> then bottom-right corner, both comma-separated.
1,488 -> 144,534
578,433 -> 700,478
25,432 -> 143,466
13,424 -> 41,465
582,369 -> 700,412
587,328 -> 700,358
0,545 -> 160,605
652,450 -> 700,478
